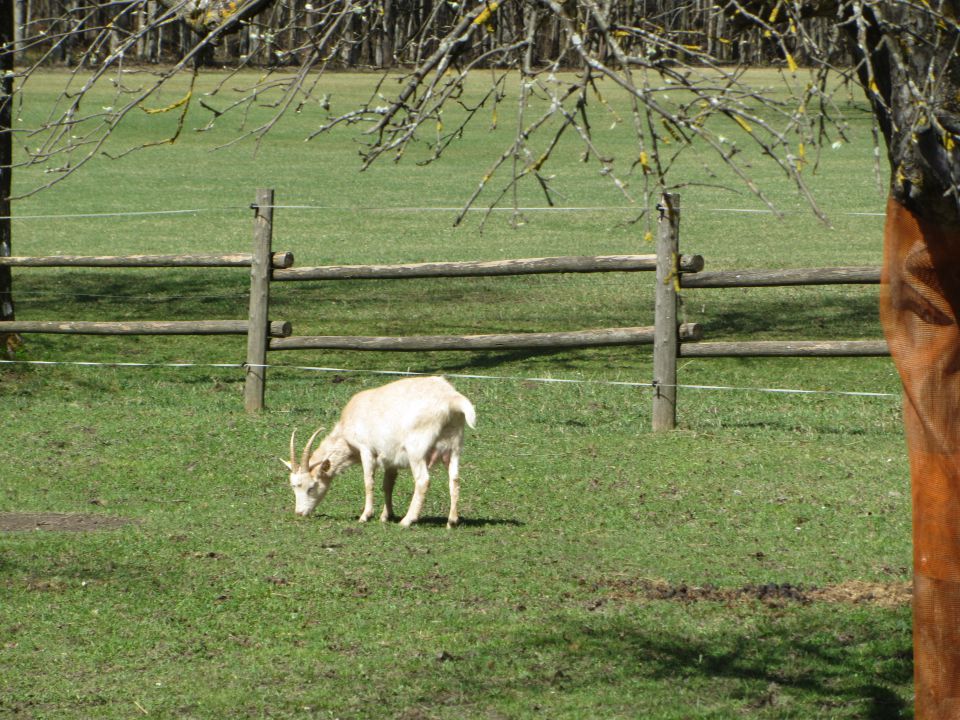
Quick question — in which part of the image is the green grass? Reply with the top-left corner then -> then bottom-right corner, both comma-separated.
0,69 -> 911,718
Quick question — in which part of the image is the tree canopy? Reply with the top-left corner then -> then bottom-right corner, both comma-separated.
5,0 -> 955,225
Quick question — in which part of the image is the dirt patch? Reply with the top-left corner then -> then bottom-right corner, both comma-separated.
807,580 -> 912,609
594,578 -> 912,609
0,512 -> 139,533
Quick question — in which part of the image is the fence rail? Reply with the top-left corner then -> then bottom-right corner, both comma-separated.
0,320 -> 292,336
680,339 -> 888,357
273,254 -> 704,281
270,325 -> 703,352
0,252 -> 295,268
681,266 -> 881,288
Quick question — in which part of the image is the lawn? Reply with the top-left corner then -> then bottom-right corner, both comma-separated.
0,68 -> 911,718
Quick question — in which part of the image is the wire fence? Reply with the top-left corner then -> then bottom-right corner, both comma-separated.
0,358 -> 901,399
0,204 -> 890,222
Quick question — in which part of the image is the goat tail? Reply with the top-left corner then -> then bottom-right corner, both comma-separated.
455,395 -> 477,429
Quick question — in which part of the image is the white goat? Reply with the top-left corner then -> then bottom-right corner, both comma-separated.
282,376 -> 476,528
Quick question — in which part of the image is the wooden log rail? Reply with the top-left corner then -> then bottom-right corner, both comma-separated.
271,324 -> 703,352
273,253 -> 704,281
0,252 -> 294,268
0,320 -> 292,336
681,266 -> 880,288
680,339 -> 889,357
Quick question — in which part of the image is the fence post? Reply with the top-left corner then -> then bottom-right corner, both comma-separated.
652,193 -> 680,431
245,188 -> 274,413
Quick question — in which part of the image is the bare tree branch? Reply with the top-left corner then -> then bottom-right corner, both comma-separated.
4,0 -> 958,224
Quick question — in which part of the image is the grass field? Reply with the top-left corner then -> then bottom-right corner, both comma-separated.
0,68 -> 912,718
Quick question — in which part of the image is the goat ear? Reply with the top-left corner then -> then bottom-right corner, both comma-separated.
281,459 -> 294,471
309,458 -> 331,474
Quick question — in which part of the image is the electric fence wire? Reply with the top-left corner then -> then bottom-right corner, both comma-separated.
0,205 -> 889,221
0,358 -> 900,399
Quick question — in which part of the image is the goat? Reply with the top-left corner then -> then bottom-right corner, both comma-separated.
282,376 -> 476,528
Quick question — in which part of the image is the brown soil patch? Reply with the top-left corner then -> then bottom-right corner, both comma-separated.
0,512 -> 139,533
595,578 -> 912,609
808,580 -> 912,609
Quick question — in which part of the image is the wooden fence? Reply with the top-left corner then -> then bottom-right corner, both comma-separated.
676,265 -> 887,360
0,189 -> 293,413
264,193 -> 706,428
0,189 -> 889,427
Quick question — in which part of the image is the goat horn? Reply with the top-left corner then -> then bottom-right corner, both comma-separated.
289,429 -> 299,469
300,426 -> 325,470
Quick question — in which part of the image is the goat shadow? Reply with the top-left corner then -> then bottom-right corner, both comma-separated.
413,515 -> 525,529
312,514 -> 524,529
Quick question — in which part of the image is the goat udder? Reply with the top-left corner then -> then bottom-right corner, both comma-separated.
427,448 -> 452,469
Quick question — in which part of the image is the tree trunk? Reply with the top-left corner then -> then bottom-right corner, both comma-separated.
857,4 -> 960,717
13,0 -> 24,59
881,199 -> 960,720
1,0 -> 15,357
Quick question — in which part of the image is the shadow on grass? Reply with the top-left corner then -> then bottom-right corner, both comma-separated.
309,513 -> 524,529
19,271 -> 248,314
716,418 -> 874,437
447,608 -> 912,717
433,348 -> 596,374
414,515 -> 525,529
689,289 -> 882,340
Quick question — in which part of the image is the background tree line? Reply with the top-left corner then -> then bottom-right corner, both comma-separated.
14,0 -> 849,69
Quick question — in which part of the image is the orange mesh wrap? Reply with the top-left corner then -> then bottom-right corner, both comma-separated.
881,197 -> 960,718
